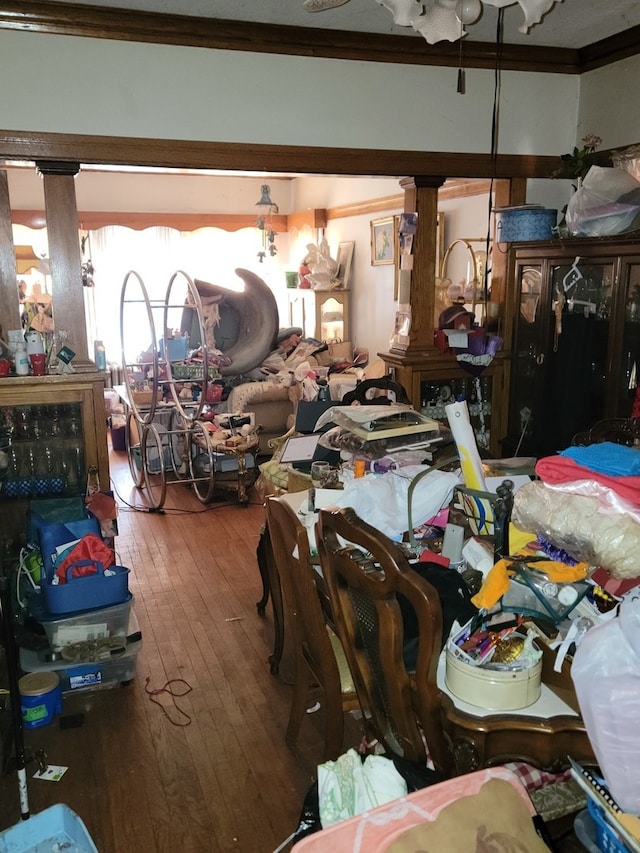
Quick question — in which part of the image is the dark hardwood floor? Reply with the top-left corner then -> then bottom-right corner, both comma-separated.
0,448 -> 589,851
0,449 -> 347,852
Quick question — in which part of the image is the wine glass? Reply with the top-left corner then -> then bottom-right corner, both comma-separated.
311,461 -> 331,489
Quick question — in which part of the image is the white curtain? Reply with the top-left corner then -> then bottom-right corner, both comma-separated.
87,225 -> 288,366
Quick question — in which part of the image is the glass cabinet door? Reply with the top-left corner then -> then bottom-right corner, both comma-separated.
509,264 -> 546,456
618,260 -> 640,417
547,258 -> 614,450
1,401 -> 87,499
318,295 -> 344,343
420,375 -> 493,451
510,256 -> 616,457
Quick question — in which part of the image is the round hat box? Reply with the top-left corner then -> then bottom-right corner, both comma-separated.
445,648 -> 542,711
19,671 -> 63,728
495,206 -> 557,243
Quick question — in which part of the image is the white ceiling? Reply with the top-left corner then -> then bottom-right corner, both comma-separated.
40,0 -> 640,50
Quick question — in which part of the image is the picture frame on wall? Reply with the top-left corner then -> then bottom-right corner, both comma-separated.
334,241 -> 355,289
370,217 -> 395,265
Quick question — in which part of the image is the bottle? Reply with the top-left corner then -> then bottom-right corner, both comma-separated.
94,340 -> 107,371
14,342 -> 29,376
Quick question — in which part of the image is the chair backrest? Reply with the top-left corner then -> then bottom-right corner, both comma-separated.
341,376 -> 411,406
265,497 -> 343,703
572,417 -> 640,447
316,506 -> 454,775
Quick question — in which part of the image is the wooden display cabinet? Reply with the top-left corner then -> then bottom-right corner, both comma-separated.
287,289 -> 350,343
382,351 -> 509,458
505,236 -> 640,457
0,373 -> 109,554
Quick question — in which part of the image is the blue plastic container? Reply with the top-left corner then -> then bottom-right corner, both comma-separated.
40,561 -> 130,615
18,671 -> 63,728
160,336 -> 188,361
0,804 -> 98,852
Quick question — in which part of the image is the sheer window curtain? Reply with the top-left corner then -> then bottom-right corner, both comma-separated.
86,225 -> 287,367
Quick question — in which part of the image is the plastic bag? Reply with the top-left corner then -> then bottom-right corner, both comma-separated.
332,466 -> 459,541
512,480 -> 640,579
566,166 -> 640,237
571,593 -> 640,813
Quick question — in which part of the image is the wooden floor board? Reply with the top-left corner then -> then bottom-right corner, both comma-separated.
0,449 -> 329,851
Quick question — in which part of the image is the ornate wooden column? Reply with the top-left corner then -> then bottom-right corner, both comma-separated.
389,176 -> 446,358
36,160 -> 91,366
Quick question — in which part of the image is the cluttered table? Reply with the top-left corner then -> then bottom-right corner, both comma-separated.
262,486 -> 594,777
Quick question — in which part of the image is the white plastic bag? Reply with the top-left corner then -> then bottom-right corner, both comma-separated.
571,592 -> 640,812
333,466 -> 459,541
566,166 -> 640,237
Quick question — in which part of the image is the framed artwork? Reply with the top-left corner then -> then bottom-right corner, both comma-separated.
370,216 -> 395,265
334,241 -> 355,289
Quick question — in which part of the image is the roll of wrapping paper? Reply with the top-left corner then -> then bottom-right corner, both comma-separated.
445,400 -> 487,491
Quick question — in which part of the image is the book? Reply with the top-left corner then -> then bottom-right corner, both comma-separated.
568,757 -> 640,852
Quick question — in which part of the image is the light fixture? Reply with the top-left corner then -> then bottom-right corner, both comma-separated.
305,0 -> 559,44
255,184 -> 279,263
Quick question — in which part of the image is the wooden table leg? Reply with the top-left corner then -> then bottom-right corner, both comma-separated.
255,524 -> 285,675
256,524 -> 270,615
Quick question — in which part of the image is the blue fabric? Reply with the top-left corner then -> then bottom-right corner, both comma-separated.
559,441 -> 640,477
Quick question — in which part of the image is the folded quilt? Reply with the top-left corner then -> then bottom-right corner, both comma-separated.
536,455 -> 640,509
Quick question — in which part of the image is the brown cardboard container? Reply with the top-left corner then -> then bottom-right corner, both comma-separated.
538,641 -> 581,714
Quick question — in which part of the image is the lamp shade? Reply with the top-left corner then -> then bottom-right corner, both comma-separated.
455,0 -> 482,25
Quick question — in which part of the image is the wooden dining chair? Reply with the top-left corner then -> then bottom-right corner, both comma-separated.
316,507 -> 594,785
315,505 -> 455,776
265,497 -> 360,761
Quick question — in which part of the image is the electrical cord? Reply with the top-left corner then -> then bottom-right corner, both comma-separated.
108,475 -> 264,515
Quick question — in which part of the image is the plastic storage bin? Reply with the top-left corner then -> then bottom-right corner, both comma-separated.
0,804 -> 98,853
585,798 -> 631,853
20,638 -> 142,694
30,593 -> 134,650
40,561 -> 130,615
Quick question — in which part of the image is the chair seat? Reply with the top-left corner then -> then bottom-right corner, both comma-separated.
529,778 -> 586,823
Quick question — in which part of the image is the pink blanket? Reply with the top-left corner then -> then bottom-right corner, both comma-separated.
535,455 -> 640,509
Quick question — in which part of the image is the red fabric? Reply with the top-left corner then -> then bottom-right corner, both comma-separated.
418,550 -> 450,568
503,762 -> 572,793
55,534 -> 115,583
535,455 -> 640,509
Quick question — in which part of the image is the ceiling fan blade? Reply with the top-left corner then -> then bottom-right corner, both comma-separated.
303,0 -> 351,11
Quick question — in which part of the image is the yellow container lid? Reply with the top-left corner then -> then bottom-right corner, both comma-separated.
19,671 -> 60,697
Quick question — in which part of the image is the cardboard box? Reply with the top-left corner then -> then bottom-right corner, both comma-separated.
538,641 -> 580,713
526,620 -> 580,713
131,389 -> 162,406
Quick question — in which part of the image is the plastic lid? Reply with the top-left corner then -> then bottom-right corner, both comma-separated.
558,586 -> 579,606
19,671 -> 60,696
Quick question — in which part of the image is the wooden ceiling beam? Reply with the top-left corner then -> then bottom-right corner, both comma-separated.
0,130 -> 563,180
1,0 -> 633,74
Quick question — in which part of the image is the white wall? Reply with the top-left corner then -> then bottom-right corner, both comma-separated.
0,29 -> 580,156
577,55 -> 640,150
4,26 -> 638,361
